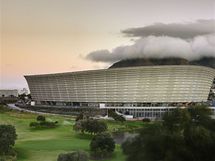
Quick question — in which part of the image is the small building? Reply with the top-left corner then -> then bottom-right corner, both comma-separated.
0,89 -> 18,97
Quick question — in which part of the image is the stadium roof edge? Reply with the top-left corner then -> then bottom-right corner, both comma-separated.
24,65 -> 215,78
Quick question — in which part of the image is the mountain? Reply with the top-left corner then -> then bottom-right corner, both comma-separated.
109,57 -> 215,69
190,57 -> 215,69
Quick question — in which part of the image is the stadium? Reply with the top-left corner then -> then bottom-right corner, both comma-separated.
25,65 -> 215,119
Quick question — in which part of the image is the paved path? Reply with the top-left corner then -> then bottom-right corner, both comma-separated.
7,104 -> 64,116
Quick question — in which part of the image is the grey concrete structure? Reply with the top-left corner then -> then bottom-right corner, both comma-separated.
25,65 -> 215,118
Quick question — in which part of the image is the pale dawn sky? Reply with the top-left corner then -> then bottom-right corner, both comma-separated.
0,0 -> 215,90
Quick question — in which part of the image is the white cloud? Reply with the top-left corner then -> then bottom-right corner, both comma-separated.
86,19 -> 215,63
86,34 -> 215,62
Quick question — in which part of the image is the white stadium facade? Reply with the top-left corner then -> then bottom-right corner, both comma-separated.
25,65 -> 215,119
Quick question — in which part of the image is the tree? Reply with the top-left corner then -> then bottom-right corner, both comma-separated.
76,113 -> 84,121
18,93 -> 26,101
57,150 -> 89,161
73,119 -> 107,134
122,106 -> 215,161
36,115 -> 46,122
108,110 -> 126,122
0,125 -> 17,155
162,107 -> 190,133
188,105 -> 215,131
90,133 -> 115,159
85,119 -> 107,134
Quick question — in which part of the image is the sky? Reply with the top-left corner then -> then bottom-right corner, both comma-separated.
0,0 -> 215,90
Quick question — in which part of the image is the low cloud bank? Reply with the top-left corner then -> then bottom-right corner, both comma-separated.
86,19 -> 215,63
87,34 -> 215,62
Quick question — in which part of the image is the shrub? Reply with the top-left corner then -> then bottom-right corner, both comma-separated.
30,121 -> 58,128
90,133 -> 115,159
30,117 -> 58,129
73,121 -> 84,133
57,150 -> 89,161
0,105 -> 10,113
40,121 -> 57,128
0,125 -> 17,155
115,115 -> 126,122
0,150 -> 17,161
142,118 -> 151,122
0,157 -> 4,161
29,122 -> 40,128
36,115 -> 46,122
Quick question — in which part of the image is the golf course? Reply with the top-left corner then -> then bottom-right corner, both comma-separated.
0,105 -> 145,161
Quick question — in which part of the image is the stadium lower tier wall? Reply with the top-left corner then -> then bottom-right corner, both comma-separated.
30,100 -> 215,119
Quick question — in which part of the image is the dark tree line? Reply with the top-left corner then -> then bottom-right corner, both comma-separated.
122,106 -> 215,161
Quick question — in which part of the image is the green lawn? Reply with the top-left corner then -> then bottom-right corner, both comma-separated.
0,107 -> 144,161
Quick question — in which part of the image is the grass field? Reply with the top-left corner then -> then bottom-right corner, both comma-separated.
0,106 -> 145,161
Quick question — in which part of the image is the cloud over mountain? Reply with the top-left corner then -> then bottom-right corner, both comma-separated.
87,34 -> 215,62
86,19 -> 215,63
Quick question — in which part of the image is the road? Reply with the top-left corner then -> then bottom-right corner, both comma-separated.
7,104 -> 61,116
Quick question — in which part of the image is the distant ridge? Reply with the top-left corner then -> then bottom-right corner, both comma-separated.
190,57 -> 215,69
109,57 -> 215,69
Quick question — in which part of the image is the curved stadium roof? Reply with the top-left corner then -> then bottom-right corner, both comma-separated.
25,65 -> 215,104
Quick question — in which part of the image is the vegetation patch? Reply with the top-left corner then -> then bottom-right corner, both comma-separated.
57,150 -> 89,161
73,119 -> 107,134
122,106 -> 215,161
0,105 -> 11,113
90,133 -> 115,160
0,124 -> 17,161
0,105 -> 139,161
108,110 -> 126,123
29,115 -> 58,129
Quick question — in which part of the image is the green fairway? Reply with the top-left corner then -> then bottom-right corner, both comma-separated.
0,107 -> 145,161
